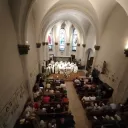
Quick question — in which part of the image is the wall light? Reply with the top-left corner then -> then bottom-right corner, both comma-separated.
124,41 -> 128,57
26,41 -> 28,44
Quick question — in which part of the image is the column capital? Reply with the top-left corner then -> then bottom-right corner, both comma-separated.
55,42 -> 58,45
124,49 -> 128,57
42,42 -> 45,46
36,43 -> 41,48
18,44 -> 30,55
45,42 -> 48,45
67,43 -> 70,46
77,43 -> 80,46
82,44 -> 86,48
94,45 -> 100,50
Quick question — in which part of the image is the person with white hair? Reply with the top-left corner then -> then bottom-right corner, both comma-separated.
55,104 -> 62,113
73,64 -> 78,73
40,120 -> 46,128
52,65 -> 55,74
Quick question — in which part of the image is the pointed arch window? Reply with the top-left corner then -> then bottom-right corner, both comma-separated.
48,30 -> 53,51
72,29 -> 78,51
59,28 -> 66,51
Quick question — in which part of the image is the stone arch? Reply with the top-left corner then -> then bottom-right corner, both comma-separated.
85,48 -> 95,69
44,21 -> 83,45
37,6 -> 99,45
23,0 -> 99,46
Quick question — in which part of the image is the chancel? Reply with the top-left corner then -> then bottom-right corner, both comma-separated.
1,0 -> 128,128
46,60 -> 78,75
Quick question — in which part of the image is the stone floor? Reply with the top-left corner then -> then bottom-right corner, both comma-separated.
66,81 -> 91,128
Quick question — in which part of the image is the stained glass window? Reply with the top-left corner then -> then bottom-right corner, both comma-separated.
59,29 -> 66,51
48,30 -> 53,51
72,29 -> 78,51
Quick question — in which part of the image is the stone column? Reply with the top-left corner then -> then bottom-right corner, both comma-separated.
76,44 -> 80,59
36,43 -> 41,73
66,43 -> 70,56
45,42 -> 49,60
42,42 -> 46,61
92,45 -> 100,70
55,42 -> 58,56
82,44 -> 86,65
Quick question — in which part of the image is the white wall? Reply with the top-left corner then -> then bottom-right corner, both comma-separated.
0,1 -> 28,128
94,4 -> 128,103
84,25 -> 96,65
26,10 -> 39,98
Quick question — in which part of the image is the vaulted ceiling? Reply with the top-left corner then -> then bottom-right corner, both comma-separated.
8,0 -> 128,43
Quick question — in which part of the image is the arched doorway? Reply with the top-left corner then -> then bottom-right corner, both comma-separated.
86,48 -> 94,71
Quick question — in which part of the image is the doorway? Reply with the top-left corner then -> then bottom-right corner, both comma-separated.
86,48 -> 94,71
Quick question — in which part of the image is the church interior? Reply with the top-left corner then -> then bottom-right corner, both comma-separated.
1,0 -> 128,128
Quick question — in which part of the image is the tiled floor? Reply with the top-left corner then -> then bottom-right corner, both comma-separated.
66,81 -> 91,128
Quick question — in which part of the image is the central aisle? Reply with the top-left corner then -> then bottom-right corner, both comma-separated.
66,82 -> 91,128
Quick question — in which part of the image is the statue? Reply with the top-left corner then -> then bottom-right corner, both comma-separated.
101,61 -> 107,74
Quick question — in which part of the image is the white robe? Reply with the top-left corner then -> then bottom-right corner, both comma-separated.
74,66 -> 78,73
52,65 -> 55,73
55,65 -> 59,74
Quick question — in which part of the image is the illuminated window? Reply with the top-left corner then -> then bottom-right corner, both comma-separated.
48,30 -> 53,51
59,29 -> 66,51
72,29 -> 78,51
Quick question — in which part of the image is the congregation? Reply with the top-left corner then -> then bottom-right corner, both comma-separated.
14,74 -> 75,128
14,67 -> 128,128
73,68 -> 128,128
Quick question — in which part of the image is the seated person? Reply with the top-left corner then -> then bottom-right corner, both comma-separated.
89,95 -> 96,101
86,78 -> 92,84
42,95 -> 50,103
39,81 -> 44,89
81,96 -> 90,102
80,78 -> 84,86
64,104 -> 69,111
74,77 -> 81,85
55,89 -> 60,93
84,84 -> 92,89
33,91 -> 40,99
54,95 -> 61,101
63,88 -> 67,94
25,103 -> 34,113
33,85 -> 39,93
60,82 -> 66,89
84,78 -> 89,84
48,120 -> 56,128
42,107 -> 47,113
33,102 -> 39,110
55,79 -> 60,84
40,120 -> 46,128
56,85 -> 60,89
49,89 -> 54,94
110,103 -> 117,110
47,106 -> 54,113
55,104 -> 62,113
60,79 -> 65,84
89,75 -> 93,82
46,83 -> 51,89
74,78 -> 81,86
62,95 -> 69,103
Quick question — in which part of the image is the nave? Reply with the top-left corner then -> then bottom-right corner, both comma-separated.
66,81 -> 91,128
14,69 -> 128,128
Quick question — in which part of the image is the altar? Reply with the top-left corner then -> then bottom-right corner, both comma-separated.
53,56 -> 71,62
